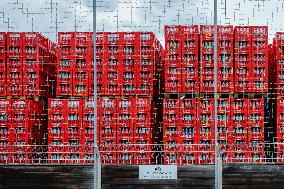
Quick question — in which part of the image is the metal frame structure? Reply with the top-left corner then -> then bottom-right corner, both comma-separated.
214,0 -> 222,188
93,0 -> 101,188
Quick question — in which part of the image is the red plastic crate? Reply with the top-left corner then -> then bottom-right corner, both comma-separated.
165,25 -> 181,41
58,32 -> 75,46
133,152 -> 153,164
163,152 -> 181,165
7,33 -> 23,58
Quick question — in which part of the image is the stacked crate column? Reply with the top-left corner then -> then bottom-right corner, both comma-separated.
56,32 -> 74,96
234,26 -> 252,93
133,97 -> 153,164
276,98 -> 284,162
22,33 -> 48,97
65,99 -> 83,163
98,98 -> 117,164
250,26 -> 268,92
82,98 -> 95,163
9,99 -> 33,164
199,26 -> 214,93
217,98 -> 232,162
197,98 -> 215,164
0,99 -> 11,163
247,98 -> 265,162
164,26 -> 182,93
48,99 -> 68,163
179,98 -> 198,164
274,33 -> 284,95
0,33 -> 6,96
180,26 -> 199,93
163,99 -> 181,164
137,33 -> 156,96
230,98 -> 249,162
121,32 -> 139,96
102,33 -> 123,95
89,32 -> 104,96
217,26 -> 234,92
7,33 -> 23,96
116,98 -> 135,164
73,32 -> 93,97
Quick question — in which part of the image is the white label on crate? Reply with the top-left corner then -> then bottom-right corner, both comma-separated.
139,165 -> 177,179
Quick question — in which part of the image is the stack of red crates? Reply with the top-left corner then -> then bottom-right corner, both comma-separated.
93,32 -> 162,96
163,99 -> 183,164
181,26 -> 199,93
276,98 -> 284,162
250,27 -> 268,92
48,98 -> 86,164
234,26 -> 268,93
0,32 -> 56,164
95,32 -> 162,164
97,97 -> 155,164
273,32 -> 284,95
6,33 -> 23,96
133,98 -> 154,164
199,25 -> 234,93
163,97 -> 265,165
247,98 -> 265,162
230,98 -> 264,162
230,98 -> 249,162
98,98 -> 117,164
268,42 -> 276,96
0,99 -> 45,164
273,33 -> 284,162
164,25 -> 199,93
196,98 -> 232,164
57,32 -> 92,96
0,33 -> 6,96
234,26 -> 252,92
6,32 -> 56,97
161,100 -> 192,164
0,99 -> 10,163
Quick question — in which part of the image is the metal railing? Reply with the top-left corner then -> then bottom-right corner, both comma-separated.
0,143 -> 283,165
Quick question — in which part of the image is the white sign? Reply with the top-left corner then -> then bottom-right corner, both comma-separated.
139,165 -> 177,179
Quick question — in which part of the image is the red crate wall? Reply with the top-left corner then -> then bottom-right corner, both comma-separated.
0,33 -> 6,97
250,26 -> 268,92
47,97 -> 155,164
274,32 -> 284,96
268,42 -> 276,96
0,99 -> 46,164
234,26 -> 268,93
162,97 -> 265,164
5,32 -> 56,97
199,25 -> 234,93
164,25 -> 199,93
162,98 -> 198,165
180,25 -> 199,93
276,98 -> 284,162
57,32 -> 92,97
230,98 -> 265,162
88,32 -> 162,97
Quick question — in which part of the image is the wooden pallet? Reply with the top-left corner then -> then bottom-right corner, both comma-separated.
163,93 -> 198,99
234,93 -> 268,99
6,96 -> 41,101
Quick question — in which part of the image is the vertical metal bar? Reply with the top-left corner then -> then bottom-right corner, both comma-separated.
93,0 -> 101,189
213,0 -> 221,189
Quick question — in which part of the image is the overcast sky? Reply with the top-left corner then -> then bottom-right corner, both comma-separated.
0,0 -> 283,44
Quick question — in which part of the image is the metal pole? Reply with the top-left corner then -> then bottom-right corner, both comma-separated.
213,0 -> 221,188
93,0 -> 101,188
